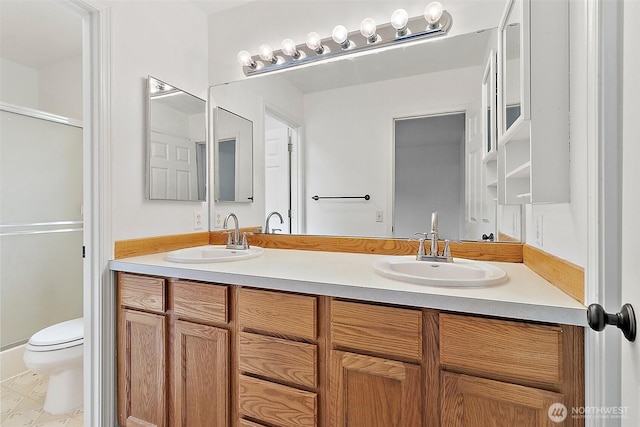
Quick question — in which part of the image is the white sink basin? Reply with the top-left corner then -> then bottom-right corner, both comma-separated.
372,256 -> 507,287
164,245 -> 264,263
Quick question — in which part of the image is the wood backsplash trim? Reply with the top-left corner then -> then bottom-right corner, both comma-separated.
523,244 -> 584,303
210,232 -> 524,262
114,232 -> 209,259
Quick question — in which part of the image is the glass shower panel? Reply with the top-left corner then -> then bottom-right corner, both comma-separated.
0,110 -> 83,350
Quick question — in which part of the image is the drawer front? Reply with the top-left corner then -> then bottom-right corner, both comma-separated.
238,288 -> 317,340
331,300 -> 423,361
119,273 -> 165,314
239,332 -> 317,389
238,375 -> 317,427
239,420 -> 268,427
440,313 -> 563,385
170,279 -> 227,324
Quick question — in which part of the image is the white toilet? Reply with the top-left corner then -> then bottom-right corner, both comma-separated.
23,318 -> 84,414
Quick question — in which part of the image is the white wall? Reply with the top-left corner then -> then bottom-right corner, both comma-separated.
0,58 -> 39,109
524,1 -> 588,267
0,56 -> 82,120
39,56 -> 83,120
109,0 -> 209,242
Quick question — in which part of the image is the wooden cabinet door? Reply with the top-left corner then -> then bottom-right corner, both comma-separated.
329,350 -> 422,427
441,372 -> 567,427
171,320 -> 228,427
118,309 -> 166,427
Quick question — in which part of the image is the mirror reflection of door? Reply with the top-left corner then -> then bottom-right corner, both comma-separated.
264,112 -> 300,234
147,76 -> 206,201
218,137 -> 236,201
393,113 -> 465,240
214,107 -> 254,202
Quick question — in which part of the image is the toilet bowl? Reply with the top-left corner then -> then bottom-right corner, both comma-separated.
23,318 -> 83,414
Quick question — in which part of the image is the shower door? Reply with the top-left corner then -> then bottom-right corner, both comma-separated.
0,107 -> 83,350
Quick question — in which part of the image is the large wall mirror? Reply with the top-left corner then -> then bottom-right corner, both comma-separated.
209,1 -> 533,242
147,76 -> 206,201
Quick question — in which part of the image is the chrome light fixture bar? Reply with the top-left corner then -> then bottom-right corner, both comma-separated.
237,2 -> 452,77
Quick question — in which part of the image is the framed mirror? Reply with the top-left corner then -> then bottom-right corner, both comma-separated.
210,29 -> 506,241
147,76 -> 206,201
214,107 -> 254,203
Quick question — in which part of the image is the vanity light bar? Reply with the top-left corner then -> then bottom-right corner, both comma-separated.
237,2 -> 452,77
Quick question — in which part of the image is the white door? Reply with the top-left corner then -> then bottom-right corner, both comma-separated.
265,126 -> 291,234
620,1 -> 640,423
149,130 -> 198,200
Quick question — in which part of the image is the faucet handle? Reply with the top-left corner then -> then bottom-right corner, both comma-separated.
241,232 -> 253,249
225,231 -> 234,246
414,232 -> 428,258
443,239 -> 451,257
271,228 -> 282,234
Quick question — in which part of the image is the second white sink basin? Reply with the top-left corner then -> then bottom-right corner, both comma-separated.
372,256 -> 507,287
165,245 -> 264,263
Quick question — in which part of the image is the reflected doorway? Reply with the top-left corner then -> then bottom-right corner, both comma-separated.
393,112 -> 465,239
264,111 -> 301,234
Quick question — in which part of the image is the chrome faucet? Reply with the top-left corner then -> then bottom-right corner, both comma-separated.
415,211 -> 453,262
264,211 -> 284,234
223,213 -> 250,249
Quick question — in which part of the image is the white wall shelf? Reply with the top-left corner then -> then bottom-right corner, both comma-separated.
496,0 -> 569,205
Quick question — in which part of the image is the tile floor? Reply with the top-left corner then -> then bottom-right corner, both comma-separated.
1,371 -> 83,426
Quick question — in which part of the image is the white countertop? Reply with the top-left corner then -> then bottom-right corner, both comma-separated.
109,247 -> 587,326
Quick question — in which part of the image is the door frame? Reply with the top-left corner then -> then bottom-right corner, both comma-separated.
65,0 -> 113,425
585,0 -> 623,424
263,105 -> 303,234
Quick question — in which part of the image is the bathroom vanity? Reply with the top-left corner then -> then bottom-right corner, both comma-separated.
111,248 -> 585,427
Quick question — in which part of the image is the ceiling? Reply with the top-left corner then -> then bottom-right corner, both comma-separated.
191,0 -> 254,15
0,0 -> 82,70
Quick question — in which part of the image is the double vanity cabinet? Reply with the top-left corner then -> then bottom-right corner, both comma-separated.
116,270 -> 584,427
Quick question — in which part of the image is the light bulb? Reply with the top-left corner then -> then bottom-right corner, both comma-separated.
281,39 -> 299,58
332,25 -> 350,49
258,44 -> 275,63
306,32 -> 324,53
391,9 -> 409,34
424,2 -> 444,26
360,18 -> 378,43
237,50 -> 256,68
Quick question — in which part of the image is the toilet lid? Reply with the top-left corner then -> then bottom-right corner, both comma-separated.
29,318 -> 83,348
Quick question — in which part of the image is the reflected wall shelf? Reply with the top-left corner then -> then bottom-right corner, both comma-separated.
496,0 -> 569,205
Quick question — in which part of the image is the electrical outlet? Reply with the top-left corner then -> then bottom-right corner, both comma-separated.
535,213 -> 543,245
214,212 -> 223,228
194,210 -> 203,230
375,211 -> 384,222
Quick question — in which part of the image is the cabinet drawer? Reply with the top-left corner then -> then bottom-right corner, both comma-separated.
170,279 -> 227,324
239,332 -> 317,389
440,313 -> 563,386
238,375 -> 317,427
238,288 -> 317,340
331,300 -> 422,361
119,273 -> 165,314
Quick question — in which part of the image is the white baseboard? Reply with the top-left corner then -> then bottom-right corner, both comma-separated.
1,344 -> 28,382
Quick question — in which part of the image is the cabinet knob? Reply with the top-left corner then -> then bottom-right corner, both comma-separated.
587,303 -> 636,342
